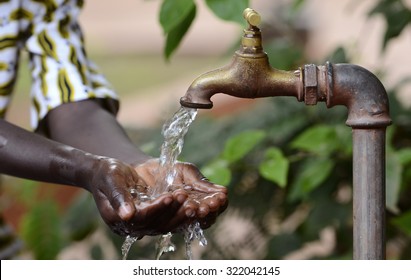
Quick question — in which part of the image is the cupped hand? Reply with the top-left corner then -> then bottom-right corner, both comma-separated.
133,158 -> 228,230
87,157 -> 190,237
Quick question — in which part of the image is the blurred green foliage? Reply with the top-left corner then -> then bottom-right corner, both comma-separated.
159,0 -> 249,58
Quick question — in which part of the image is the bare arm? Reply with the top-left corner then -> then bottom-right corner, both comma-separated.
1,118 -> 98,187
0,118 -> 138,220
38,99 -> 151,166
0,117 -> 192,237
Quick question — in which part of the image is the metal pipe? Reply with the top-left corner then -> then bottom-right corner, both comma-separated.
317,63 -> 391,259
352,128 -> 386,259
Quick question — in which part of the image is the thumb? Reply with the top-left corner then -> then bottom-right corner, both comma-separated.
105,185 -> 136,221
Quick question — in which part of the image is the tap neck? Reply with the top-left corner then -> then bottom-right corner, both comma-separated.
240,26 -> 264,55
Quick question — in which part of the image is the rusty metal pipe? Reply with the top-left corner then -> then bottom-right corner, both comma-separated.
316,63 -> 391,259
352,128 -> 386,259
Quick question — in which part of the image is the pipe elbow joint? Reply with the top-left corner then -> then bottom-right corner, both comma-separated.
323,63 -> 392,128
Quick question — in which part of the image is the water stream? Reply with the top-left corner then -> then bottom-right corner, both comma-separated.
122,106 -> 207,260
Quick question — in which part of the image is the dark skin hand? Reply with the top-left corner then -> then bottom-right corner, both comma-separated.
36,99 -> 228,237
133,159 -> 228,232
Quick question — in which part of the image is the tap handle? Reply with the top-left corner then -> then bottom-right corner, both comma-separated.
243,8 -> 261,27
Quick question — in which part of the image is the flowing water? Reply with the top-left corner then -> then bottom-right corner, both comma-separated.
121,235 -> 138,260
121,106 -> 207,260
152,106 -> 198,197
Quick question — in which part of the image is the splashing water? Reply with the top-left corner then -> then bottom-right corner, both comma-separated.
121,235 -> 138,260
155,232 -> 175,260
152,106 -> 198,197
182,221 -> 208,260
121,106 -> 207,260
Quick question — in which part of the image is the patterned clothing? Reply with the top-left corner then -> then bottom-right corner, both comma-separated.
0,0 -> 119,259
0,0 -> 118,129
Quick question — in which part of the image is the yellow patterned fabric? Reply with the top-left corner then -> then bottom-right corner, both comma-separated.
0,0 -> 118,129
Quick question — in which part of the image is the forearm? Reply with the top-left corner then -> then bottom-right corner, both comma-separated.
0,119 -> 98,190
41,99 -> 151,166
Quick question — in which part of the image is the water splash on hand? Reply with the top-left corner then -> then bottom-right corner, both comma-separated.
122,107 -> 207,260
152,106 -> 198,197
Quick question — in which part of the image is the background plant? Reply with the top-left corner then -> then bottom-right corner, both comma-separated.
8,0 -> 411,259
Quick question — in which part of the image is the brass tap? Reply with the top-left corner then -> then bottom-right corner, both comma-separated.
241,8 -> 263,54
180,8 -> 303,109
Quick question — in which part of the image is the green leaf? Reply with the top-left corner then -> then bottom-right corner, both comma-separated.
291,0 -> 305,12
265,233 -> 302,259
164,4 -> 196,59
368,0 -> 411,49
11,179 -> 39,207
222,129 -> 266,163
335,124 -> 352,156
20,201 -> 63,259
159,0 -> 195,34
62,192 -> 100,241
386,150 -> 402,213
201,158 -> 231,186
291,125 -> 339,156
326,46 -> 348,64
267,39 -> 304,70
391,210 -> 411,236
205,0 -> 249,24
259,147 -> 289,188
288,157 -> 334,201
398,148 -> 411,165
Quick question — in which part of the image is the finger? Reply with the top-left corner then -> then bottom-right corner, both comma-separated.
154,190 -> 191,232
200,194 -> 221,212
93,189 -> 118,224
133,193 -> 174,223
106,184 -> 137,221
133,190 -> 188,234
191,179 -> 227,194
91,177 -> 135,223
178,162 -> 227,192
198,212 -> 218,230
190,191 -> 228,214
212,192 -> 228,211
197,203 -> 210,218
183,199 -> 198,219
112,165 -> 147,221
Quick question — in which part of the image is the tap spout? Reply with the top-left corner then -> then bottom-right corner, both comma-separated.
180,52 -> 303,109
180,8 -> 303,109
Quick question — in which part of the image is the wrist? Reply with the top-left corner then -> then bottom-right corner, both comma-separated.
50,146 -> 100,191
